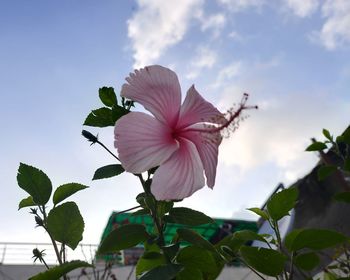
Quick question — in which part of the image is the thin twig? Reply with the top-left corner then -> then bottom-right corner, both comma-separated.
113,205 -> 142,216
240,258 -> 267,280
96,140 -> 120,162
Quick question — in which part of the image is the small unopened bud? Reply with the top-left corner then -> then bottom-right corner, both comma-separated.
35,216 -> 44,227
29,208 -> 38,215
32,248 -> 46,263
82,130 -> 98,145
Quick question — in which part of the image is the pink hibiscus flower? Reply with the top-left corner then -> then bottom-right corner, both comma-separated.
114,65 -> 251,200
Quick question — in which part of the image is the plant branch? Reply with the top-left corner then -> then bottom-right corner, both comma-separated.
113,205 -> 142,216
96,140 -> 120,162
239,258 -> 266,280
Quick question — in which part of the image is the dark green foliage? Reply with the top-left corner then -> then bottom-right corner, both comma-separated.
17,163 -> 52,205
166,207 -> 214,226
98,224 -> 149,254
176,246 -> 217,275
53,183 -> 88,205
92,164 -> 125,180
323,129 -> 333,141
306,142 -> 327,151
294,252 -> 320,271
239,246 -> 287,276
247,207 -> 269,220
136,252 -> 166,277
156,201 -> 174,218
267,187 -> 298,221
47,202 -> 84,250
177,228 -> 216,252
317,165 -> 337,181
99,87 -> 117,107
176,267 -> 202,280
111,104 -> 129,121
138,264 -> 183,280
334,191 -> 350,203
343,127 -> 350,144
285,228 -> 347,251
84,107 -> 115,127
18,196 -> 35,210
29,260 -> 92,280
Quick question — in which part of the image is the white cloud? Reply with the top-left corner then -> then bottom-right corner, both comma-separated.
217,88 -> 350,184
228,31 -> 244,42
210,62 -> 242,88
283,0 -> 319,17
185,47 -> 218,79
199,13 -> 226,37
217,0 -> 264,12
127,0 -> 203,68
316,0 -> 350,50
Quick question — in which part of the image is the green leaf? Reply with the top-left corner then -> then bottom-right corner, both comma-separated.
166,207 -> 214,226
176,246 -> 217,274
111,105 -> 129,122
324,272 -> 338,280
344,157 -> 350,172
53,183 -> 88,206
136,193 -> 148,208
176,267 -> 202,280
215,235 -> 246,258
247,207 -> 269,220
334,191 -> 350,203
287,228 -> 347,251
284,229 -> 302,251
317,165 -> 337,181
18,196 -> 36,210
323,129 -> 333,141
136,253 -> 166,276
92,164 -> 124,180
157,201 -> 174,218
177,228 -> 216,252
343,127 -> 350,145
294,252 -> 320,271
162,243 -> 180,261
138,264 -> 183,280
98,224 -> 149,254
239,246 -> 287,277
336,135 -> 345,144
305,142 -> 327,151
267,187 -> 298,221
99,87 -> 117,107
47,202 -> 84,250
29,260 -> 92,280
17,163 -> 52,205
84,107 -> 114,127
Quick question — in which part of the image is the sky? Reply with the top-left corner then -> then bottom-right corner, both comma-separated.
0,0 -> 349,246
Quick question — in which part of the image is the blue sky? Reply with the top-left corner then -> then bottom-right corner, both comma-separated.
1,0 -> 349,245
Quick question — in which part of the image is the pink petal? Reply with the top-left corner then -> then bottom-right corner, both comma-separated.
121,65 -> 181,127
151,138 -> 205,200
114,112 -> 179,173
182,128 -> 222,188
176,85 -> 224,129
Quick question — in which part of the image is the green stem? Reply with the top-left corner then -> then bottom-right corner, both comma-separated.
114,205 -> 142,216
289,251 -> 295,280
39,205 -> 68,280
239,258 -> 266,280
272,220 -> 288,280
40,256 -> 50,270
136,174 -> 168,260
96,140 -> 120,162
